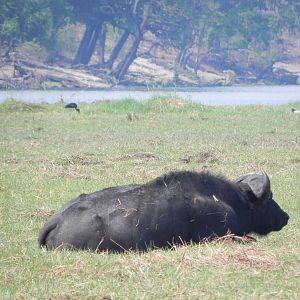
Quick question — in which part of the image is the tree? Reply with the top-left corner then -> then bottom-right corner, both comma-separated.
112,0 -> 152,80
69,0 -> 128,66
2,0 -> 300,83
0,0 -> 71,57
105,28 -> 130,69
66,0 -> 300,81
146,1 -> 221,77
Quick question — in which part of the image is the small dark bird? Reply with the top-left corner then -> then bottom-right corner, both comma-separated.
291,108 -> 300,114
65,102 -> 80,113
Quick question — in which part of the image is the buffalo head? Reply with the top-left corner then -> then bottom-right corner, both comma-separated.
235,172 -> 289,235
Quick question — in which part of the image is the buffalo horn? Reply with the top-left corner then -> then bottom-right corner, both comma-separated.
254,171 -> 271,200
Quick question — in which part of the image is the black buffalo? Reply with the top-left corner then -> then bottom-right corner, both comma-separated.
38,171 -> 289,251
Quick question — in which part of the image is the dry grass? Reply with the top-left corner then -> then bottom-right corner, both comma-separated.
0,99 -> 47,112
30,207 -> 56,218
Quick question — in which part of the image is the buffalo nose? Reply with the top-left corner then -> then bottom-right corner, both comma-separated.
285,213 -> 289,223
282,213 -> 289,226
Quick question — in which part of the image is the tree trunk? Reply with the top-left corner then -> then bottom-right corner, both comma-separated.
176,42 -> 192,69
111,2 -> 150,80
112,32 -> 142,80
73,21 -> 102,65
255,61 -> 275,82
182,53 -> 191,69
180,46 -> 190,68
73,23 -> 94,65
83,21 -> 102,65
98,23 -> 106,68
173,46 -> 185,82
106,29 -> 130,69
195,44 -> 201,74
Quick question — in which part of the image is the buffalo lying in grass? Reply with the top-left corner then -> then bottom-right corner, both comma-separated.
39,171 -> 289,252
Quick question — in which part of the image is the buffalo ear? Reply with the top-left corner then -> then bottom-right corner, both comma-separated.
236,182 -> 257,209
235,171 -> 271,202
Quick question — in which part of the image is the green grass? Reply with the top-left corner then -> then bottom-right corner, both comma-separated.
0,97 -> 300,299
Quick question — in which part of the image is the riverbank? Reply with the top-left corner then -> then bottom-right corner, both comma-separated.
1,99 -> 299,298
1,37 -> 300,90
0,53 -> 228,89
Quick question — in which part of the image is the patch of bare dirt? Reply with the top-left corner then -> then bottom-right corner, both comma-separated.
180,245 -> 278,270
143,235 -> 277,270
57,152 -> 163,170
180,151 -> 221,165
113,152 -> 163,162
52,169 -> 92,180
31,207 -> 55,218
197,151 -> 220,164
209,247 -> 276,269
58,154 -> 106,166
175,290 -> 210,298
0,158 -> 20,165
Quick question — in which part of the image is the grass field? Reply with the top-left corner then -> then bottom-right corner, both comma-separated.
0,97 -> 300,299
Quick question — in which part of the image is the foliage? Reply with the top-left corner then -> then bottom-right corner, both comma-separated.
1,0 -> 300,79
0,0 -> 71,48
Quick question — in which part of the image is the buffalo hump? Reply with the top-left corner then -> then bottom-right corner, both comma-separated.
38,171 -> 289,252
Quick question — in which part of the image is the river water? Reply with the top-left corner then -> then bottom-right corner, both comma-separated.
1,85 -> 300,106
